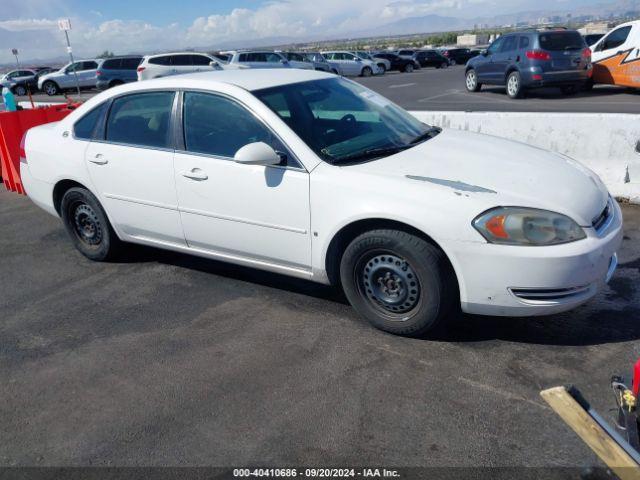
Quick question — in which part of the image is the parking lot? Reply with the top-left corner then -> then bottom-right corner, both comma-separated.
21,65 -> 640,114
1,186 -> 639,469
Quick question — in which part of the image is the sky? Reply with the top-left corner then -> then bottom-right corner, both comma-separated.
0,0 -> 606,64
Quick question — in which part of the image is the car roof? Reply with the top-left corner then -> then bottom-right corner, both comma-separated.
135,68 -> 335,91
145,52 -> 211,58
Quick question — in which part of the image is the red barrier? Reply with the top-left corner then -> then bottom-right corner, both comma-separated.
0,103 -> 79,195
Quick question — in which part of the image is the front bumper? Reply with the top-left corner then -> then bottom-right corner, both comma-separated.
450,200 -> 623,317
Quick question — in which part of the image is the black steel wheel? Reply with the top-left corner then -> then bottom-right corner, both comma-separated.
340,229 -> 455,337
60,187 -> 122,261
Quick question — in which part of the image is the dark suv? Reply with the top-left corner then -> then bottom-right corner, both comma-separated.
465,30 -> 592,98
440,48 -> 479,65
96,56 -> 143,90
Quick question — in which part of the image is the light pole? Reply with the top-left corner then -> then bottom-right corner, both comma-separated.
58,18 -> 81,97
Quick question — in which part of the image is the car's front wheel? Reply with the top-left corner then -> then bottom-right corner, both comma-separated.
404,63 -> 414,73
60,187 -> 122,261
506,71 -> 524,99
361,66 -> 373,77
340,230 -> 455,337
465,69 -> 481,92
42,81 -> 59,96
14,85 -> 27,96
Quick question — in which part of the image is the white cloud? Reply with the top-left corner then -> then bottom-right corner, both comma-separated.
0,18 -> 57,31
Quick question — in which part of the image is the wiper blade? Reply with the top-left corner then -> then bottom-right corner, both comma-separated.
330,145 -> 411,164
409,126 -> 442,145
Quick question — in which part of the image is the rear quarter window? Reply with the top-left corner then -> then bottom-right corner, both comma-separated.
149,56 -> 171,65
538,32 -> 584,50
74,102 -> 108,140
121,57 -> 143,69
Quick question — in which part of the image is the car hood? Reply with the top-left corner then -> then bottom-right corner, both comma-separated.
346,129 -> 608,226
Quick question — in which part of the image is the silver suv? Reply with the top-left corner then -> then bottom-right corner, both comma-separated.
226,51 -> 291,69
38,60 -> 98,96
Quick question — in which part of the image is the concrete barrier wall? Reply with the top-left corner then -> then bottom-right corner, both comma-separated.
410,111 -> 640,204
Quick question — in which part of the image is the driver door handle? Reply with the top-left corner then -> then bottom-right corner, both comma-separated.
182,169 -> 208,181
89,153 -> 108,165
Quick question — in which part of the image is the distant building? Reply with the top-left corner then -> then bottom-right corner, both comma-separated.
457,34 -> 489,46
578,21 -> 613,35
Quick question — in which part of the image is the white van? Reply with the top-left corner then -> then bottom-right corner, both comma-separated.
590,20 -> 640,89
137,53 -> 225,81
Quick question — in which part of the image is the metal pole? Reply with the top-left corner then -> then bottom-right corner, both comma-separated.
64,30 -> 81,97
14,54 -> 20,69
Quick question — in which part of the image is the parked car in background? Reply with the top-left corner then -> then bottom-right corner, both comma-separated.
440,48 -> 479,65
211,52 -> 231,63
226,51 -> 290,69
355,51 -> 389,73
372,52 -> 416,72
465,30 -> 591,98
279,52 -> 315,70
583,33 -> 605,46
322,51 -> 381,76
38,60 -> 99,96
302,52 -> 341,74
413,50 -> 450,68
1,67 -> 55,96
21,69 -> 621,337
590,20 -> 640,90
137,52 -> 225,81
96,56 -> 143,91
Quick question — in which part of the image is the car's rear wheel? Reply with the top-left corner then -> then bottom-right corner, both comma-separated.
449,59 -> 457,66
60,187 -> 122,261
440,61 -> 449,69
404,63 -> 414,73
506,71 -> 523,99
465,69 -> 481,92
340,230 -> 455,337
377,63 -> 387,73
14,85 -> 27,96
361,66 -> 373,77
42,81 -> 59,96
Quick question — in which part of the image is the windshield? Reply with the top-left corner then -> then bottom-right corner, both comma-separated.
254,78 -> 439,164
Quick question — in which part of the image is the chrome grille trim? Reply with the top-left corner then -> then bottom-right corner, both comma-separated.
510,285 -> 591,302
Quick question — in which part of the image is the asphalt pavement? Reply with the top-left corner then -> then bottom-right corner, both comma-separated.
20,66 -> 640,114
1,187 -> 639,470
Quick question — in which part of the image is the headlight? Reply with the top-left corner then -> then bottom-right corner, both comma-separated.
473,207 -> 586,246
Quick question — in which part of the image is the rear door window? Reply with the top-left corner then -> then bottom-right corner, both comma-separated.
487,37 -> 504,54
171,55 -> 192,66
538,32 -> 584,51
149,56 -> 171,66
105,92 -> 175,148
81,61 -> 98,71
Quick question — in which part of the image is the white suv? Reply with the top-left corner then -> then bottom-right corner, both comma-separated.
321,51 -> 381,76
137,52 -> 225,81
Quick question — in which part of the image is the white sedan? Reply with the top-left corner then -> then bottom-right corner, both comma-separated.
21,69 -> 622,336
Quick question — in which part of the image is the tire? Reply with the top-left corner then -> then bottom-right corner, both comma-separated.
449,59 -> 457,66
42,81 -> 59,96
465,69 -> 481,92
14,85 -> 27,96
60,187 -> 122,261
560,85 -> 578,95
340,229 -> 455,337
404,63 -> 414,73
377,63 -> 387,74
361,66 -> 373,77
506,71 -> 523,99
440,62 -> 449,69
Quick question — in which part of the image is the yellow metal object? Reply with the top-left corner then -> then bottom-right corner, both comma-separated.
623,389 -> 637,411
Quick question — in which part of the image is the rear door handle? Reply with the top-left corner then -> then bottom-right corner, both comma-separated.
89,153 -> 108,165
182,169 -> 208,181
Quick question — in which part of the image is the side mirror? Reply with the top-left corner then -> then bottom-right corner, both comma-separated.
234,142 -> 281,166
481,49 -> 489,56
